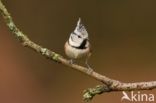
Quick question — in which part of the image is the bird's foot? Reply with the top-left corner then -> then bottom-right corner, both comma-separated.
86,62 -> 93,74
86,67 -> 93,74
69,59 -> 74,64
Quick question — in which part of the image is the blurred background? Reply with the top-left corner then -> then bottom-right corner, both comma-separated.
0,0 -> 156,103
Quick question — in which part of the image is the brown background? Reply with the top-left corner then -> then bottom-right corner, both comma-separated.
0,0 -> 156,103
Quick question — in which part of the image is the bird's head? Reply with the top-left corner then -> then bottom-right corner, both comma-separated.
69,18 -> 89,47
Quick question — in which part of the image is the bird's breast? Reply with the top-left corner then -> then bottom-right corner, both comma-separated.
64,41 -> 90,59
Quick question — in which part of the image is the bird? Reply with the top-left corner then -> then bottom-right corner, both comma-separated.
64,18 -> 92,71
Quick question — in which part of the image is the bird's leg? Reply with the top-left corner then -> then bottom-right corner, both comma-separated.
69,59 -> 74,64
85,53 -> 93,73
85,59 -> 93,73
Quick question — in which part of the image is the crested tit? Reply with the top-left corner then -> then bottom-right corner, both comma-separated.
64,18 -> 92,70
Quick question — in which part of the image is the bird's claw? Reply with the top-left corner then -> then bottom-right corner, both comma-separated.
69,59 -> 74,64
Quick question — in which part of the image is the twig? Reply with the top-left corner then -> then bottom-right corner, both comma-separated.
0,0 -> 156,102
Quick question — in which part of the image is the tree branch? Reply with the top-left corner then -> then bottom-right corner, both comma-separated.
0,0 -> 156,102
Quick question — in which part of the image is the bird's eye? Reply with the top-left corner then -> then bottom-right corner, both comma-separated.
78,35 -> 81,38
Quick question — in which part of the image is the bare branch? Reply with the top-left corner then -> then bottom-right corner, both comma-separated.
0,0 -> 156,101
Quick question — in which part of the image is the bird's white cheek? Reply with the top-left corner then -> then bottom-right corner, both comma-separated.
77,38 -> 84,45
69,36 -> 80,47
